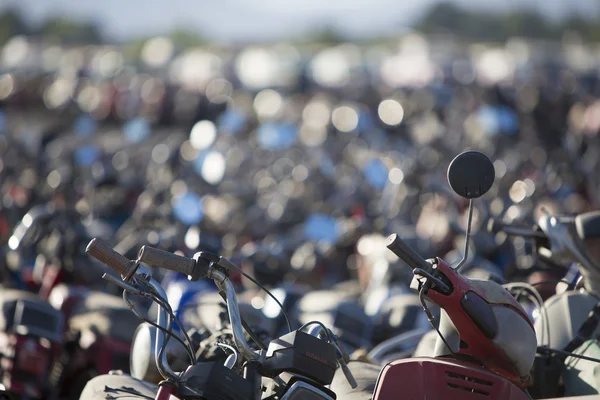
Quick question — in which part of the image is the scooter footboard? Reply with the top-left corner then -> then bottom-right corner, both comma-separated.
373,357 -> 529,400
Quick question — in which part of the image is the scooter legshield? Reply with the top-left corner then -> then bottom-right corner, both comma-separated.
373,357 -> 529,400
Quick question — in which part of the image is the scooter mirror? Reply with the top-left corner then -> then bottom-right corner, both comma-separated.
447,151 -> 495,199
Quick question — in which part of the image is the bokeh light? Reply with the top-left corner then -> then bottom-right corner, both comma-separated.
378,99 -> 404,126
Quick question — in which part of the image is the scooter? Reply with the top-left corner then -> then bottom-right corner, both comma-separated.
0,288 -> 63,400
372,151 -> 538,399
79,238 -> 357,400
488,210 -> 600,397
4,205 -> 137,399
333,151 -> 600,400
333,151 -> 551,400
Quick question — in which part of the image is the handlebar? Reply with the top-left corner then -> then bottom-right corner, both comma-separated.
386,233 -> 432,273
487,218 -> 546,239
85,238 -> 260,381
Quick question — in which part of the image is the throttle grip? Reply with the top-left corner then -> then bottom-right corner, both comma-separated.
137,246 -> 196,276
386,234 -> 432,272
86,238 -> 133,276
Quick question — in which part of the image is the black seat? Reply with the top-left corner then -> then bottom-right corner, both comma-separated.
576,212 -> 600,241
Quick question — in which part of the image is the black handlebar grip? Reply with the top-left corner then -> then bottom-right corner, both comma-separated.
137,245 -> 196,276
86,238 -> 132,276
386,234 -> 432,272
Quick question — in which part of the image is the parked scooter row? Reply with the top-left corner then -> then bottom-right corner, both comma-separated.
2,34 -> 600,399
71,151 -> 600,400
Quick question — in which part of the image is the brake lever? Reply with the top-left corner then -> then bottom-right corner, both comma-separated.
102,273 -> 148,297
413,268 -> 451,295
123,291 -> 147,320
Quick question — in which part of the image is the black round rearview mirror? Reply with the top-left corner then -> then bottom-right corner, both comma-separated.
447,151 -> 495,199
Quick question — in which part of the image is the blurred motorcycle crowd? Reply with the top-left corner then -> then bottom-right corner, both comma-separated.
1,31 -> 600,400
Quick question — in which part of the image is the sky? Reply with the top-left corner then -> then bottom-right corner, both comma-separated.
2,0 -> 599,42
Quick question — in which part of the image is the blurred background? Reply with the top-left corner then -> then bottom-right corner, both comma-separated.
0,0 -> 600,283
1,0 -> 599,43
2,3 -> 600,399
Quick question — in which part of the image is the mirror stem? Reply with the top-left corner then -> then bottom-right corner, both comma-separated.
454,199 -> 474,272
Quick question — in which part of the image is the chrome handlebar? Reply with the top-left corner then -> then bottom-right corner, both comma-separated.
86,239 -> 260,382
87,239 -> 355,391
208,267 -> 260,362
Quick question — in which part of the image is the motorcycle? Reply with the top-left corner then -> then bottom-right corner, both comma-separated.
79,238 -> 357,399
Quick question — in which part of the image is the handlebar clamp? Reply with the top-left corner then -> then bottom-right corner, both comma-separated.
190,251 -> 220,281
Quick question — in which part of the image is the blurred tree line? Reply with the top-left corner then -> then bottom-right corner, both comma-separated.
0,7 -> 205,49
1,3 -> 600,47
416,2 -> 600,42
0,8 -> 103,45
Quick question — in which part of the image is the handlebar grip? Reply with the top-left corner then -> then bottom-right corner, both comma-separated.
86,238 -> 132,276
137,246 -> 196,276
386,234 -> 432,272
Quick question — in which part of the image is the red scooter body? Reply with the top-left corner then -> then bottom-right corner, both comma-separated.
427,258 -> 534,385
375,358 -> 529,400
374,258 -> 536,400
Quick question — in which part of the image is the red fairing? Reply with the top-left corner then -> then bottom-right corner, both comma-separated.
374,358 -> 529,400
427,258 -> 534,387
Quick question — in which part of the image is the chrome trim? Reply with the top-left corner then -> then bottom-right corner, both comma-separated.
148,279 -> 179,381
214,272 -> 259,361
280,381 -> 334,400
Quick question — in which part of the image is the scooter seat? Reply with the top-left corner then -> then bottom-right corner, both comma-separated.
69,292 -> 140,343
576,212 -> 600,241
80,373 -> 157,399
330,361 -> 380,400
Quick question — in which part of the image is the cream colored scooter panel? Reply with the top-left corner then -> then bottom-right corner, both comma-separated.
535,291 -> 599,348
